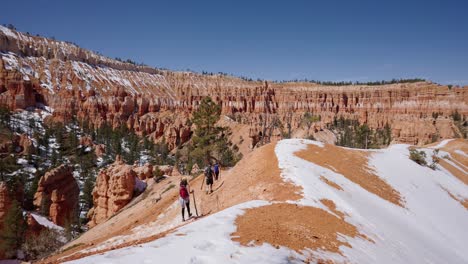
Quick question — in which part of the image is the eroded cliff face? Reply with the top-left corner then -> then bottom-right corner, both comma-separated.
87,157 -> 178,227
33,165 -> 80,226
87,156 -> 137,228
0,25 -> 466,146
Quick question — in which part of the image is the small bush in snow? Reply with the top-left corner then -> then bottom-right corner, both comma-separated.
21,229 -> 65,260
409,149 -> 427,166
429,150 -> 440,170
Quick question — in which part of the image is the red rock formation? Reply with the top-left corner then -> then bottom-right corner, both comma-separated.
0,133 -> 35,155
156,165 -> 174,176
133,163 -> 153,180
95,144 -> 106,157
18,133 -> 35,154
0,182 -> 12,259
0,182 -> 11,222
87,156 -> 137,228
33,165 -> 79,226
79,135 -> 93,147
1,26 -> 467,147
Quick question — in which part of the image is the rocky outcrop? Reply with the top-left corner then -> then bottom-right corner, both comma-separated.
79,135 -> 93,147
156,165 -> 174,176
133,163 -> 153,180
0,182 -> 11,223
17,133 -> 35,154
95,144 -> 106,157
0,133 -> 35,155
33,165 -> 79,226
87,156 -> 137,228
1,25 -> 467,147
191,163 -> 201,175
0,182 -> 12,259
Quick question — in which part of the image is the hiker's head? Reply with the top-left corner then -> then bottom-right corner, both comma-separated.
180,178 -> 187,186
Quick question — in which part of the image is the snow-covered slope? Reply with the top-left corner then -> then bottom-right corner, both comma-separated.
65,139 -> 468,264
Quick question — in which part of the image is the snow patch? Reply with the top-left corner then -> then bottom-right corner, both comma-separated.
454,149 -> 467,158
275,139 -> 468,263
30,213 -> 64,231
66,201 -> 307,264
0,25 -> 18,39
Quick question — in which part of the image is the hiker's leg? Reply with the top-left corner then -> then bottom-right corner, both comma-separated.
186,200 -> 192,216
181,207 -> 185,221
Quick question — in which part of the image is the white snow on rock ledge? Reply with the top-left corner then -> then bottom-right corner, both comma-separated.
275,139 -> 468,264
65,200 -> 308,264
30,213 -> 64,231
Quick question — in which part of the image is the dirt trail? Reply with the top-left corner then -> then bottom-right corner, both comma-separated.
194,142 -> 302,216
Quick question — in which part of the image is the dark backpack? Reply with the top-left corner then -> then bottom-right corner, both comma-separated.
214,164 -> 219,173
204,167 -> 213,179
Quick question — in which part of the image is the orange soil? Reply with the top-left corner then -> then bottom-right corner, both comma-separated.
232,203 -> 366,256
320,176 -> 343,191
295,144 -> 404,207
320,199 -> 346,218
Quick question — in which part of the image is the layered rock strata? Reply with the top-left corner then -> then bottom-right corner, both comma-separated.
0,25 -> 466,147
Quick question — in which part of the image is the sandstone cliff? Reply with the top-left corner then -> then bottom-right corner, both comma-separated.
33,165 -> 79,226
133,163 -> 153,180
0,25 -> 466,147
87,156 -> 137,228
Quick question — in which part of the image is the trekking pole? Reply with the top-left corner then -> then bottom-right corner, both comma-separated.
200,175 -> 204,191
191,190 -> 199,217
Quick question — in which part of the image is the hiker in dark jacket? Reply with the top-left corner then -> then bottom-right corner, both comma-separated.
204,165 -> 214,194
213,162 -> 220,181
179,178 -> 192,221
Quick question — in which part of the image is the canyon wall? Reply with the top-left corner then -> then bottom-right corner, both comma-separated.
1,25 -> 467,146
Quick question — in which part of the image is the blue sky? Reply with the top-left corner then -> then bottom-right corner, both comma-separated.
2,0 -> 468,84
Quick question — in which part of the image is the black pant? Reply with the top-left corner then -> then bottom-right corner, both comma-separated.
182,199 -> 191,219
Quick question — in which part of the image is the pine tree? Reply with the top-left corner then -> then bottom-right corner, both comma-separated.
189,97 -> 241,167
0,106 -> 11,129
301,112 -> 320,137
82,172 -> 95,211
190,97 -> 223,165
